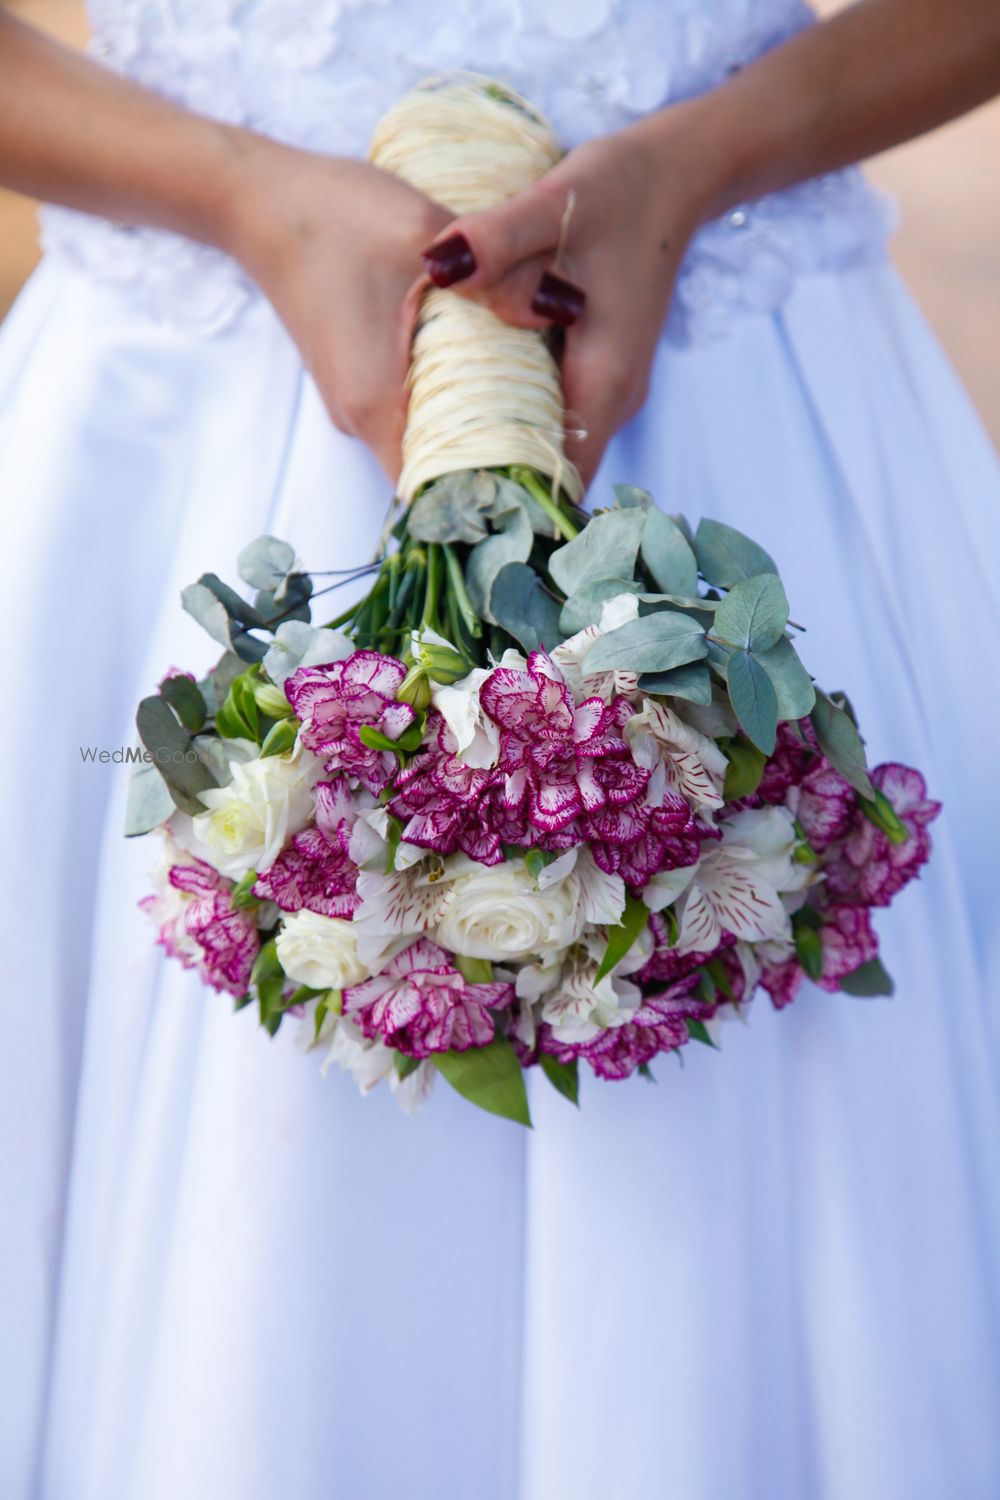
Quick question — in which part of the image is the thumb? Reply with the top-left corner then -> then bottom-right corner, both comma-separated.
420,179 -> 568,291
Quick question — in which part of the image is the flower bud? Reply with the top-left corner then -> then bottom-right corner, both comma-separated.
254,681 -> 293,719
397,665 -> 433,711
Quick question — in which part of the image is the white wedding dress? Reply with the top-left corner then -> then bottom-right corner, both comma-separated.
3,2 -> 1000,1497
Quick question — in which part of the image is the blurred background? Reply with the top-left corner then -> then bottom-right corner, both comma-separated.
1,0 -> 998,443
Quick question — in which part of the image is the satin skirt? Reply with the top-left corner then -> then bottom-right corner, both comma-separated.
3,254 -> 999,1500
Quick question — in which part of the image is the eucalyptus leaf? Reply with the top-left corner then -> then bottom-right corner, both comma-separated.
811,690 -> 874,799
539,1054 -> 580,1106
159,674 -> 206,733
559,578 -> 642,635
585,610 -> 707,675
753,636 -> 816,719
253,573 -> 312,627
181,581 -> 237,651
195,572 -> 262,629
490,562 -> 563,652
123,760 -> 176,836
714,573 -> 788,652
465,496 -> 533,623
694,518 -> 777,588
612,483 -> 653,510
548,507 -> 647,596
262,621 -> 353,685
641,508 -> 699,597
838,956 -> 895,997
407,470 -> 494,544
637,661 -> 713,704
433,1033 -> 532,1126
135,695 -> 218,814
237,535 -> 296,590
726,650 -> 778,755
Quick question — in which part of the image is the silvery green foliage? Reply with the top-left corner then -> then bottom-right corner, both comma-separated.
465,488 -> 534,623
489,563 -> 562,652
124,760 -> 176,837
263,621 -> 353,685
237,535 -> 297,592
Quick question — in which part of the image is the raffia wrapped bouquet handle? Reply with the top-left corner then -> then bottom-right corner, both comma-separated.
369,75 -> 582,503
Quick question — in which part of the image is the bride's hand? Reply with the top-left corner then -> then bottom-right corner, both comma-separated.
418,115 -> 707,486
230,143 -> 452,482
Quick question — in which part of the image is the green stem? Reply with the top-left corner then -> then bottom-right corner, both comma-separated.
442,543 -> 483,639
421,542 -> 442,632
510,466 -> 579,541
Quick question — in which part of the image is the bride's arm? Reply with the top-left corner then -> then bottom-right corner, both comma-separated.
664,0 -> 1000,218
0,10 -> 451,480
428,0 -> 1000,483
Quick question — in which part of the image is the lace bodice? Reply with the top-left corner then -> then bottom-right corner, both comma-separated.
41,0 -> 894,340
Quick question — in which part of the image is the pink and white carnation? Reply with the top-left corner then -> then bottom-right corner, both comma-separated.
285,649 -> 416,794
140,842 -> 259,997
343,937 -> 514,1058
254,777 -> 362,916
825,763 -> 941,907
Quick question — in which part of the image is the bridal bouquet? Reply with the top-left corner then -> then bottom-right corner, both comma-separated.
128,77 -> 938,1124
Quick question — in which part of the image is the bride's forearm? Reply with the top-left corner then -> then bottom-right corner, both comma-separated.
0,10 -> 286,256
647,0 -> 1000,222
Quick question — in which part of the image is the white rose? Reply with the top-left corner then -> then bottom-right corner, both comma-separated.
276,911 -> 368,990
190,746 -> 320,878
436,858 -> 586,962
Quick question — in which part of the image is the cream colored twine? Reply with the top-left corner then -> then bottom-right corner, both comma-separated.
369,75 -> 583,504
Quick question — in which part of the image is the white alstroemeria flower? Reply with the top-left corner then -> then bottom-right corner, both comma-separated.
390,1061 -> 436,1116
551,592 -> 641,703
276,910 -> 368,991
721,806 -> 812,894
514,953 -> 565,1004
435,855 -> 587,962
539,930 -> 643,1046
351,855 -> 451,972
321,1015 -> 397,1094
536,845 -> 627,927
641,862 -> 698,912
674,822 -> 794,956
183,742 -> 322,879
432,666 -> 500,769
625,697 -> 727,813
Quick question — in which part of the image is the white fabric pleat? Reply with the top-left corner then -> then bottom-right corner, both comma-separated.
2,257 -> 998,1500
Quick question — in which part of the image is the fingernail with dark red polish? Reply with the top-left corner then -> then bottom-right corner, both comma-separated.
421,233 -> 476,287
531,271 -> 586,327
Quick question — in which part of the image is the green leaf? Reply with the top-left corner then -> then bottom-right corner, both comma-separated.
408,470 -> 495,544
694,518 -> 777,588
135,695 -> 218,815
584,610 -> 707,676
753,636 -> 816,720
612,483 -> 653,510
259,717 -> 299,758
810,690 -> 874,799
384,814 -> 404,874
595,892 -> 650,982
540,1053 -> 580,1105
230,869 -> 260,909
159,674 -> 206,733
637,661 -> 712,705
123,760 -> 176,836
638,1060 -> 658,1082
490,562 -> 563,652
433,1033 -> 532,1126
559,578 -> 643,635
640,508 -> 699,597
465,494 -> 534,623
860,789 -> 909,845
838,956 -> 895,997
523,847 -> 559,879
455,954 -> 495,984
395,1051 -> 423,1080
684,1017 -> 719,1049
726,650 -> 778,755
720,736 -> 767,800
358,722 -> 424,756
795,923 -> 824,982
236,535 -> 296,590
253,573 -> 312,627
548,507 -> 647,596
252,938 -> 286,1037
714,573 -> 789,652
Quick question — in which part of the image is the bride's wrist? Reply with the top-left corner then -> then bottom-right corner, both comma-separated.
632,94 -> 750,230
